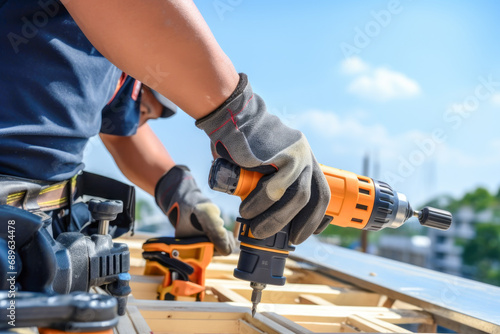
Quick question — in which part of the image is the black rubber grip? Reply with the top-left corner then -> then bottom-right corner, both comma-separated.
234,218 -> 295,286
418,207 -> 452,230
208,158 -> 240,194
88,199 -> 123,221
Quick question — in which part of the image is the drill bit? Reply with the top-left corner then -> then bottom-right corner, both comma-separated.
250,281 -> 266,317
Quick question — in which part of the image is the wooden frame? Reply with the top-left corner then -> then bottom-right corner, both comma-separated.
115,235 -> 442,333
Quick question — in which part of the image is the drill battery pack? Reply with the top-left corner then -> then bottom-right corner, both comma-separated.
142,236 -> 213,301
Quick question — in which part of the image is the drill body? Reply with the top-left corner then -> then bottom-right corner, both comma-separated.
208,158 -> 452,315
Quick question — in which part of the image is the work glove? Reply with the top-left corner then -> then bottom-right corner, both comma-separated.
155,165 -> 234,255
196,73 -> 331,245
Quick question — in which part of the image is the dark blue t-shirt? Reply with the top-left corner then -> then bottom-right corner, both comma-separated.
0,0 -> 122,181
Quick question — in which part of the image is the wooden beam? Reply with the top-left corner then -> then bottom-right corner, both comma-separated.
241,313 -> 296,334
261,312 -> 313,334
146,318 -> 240,333
296,322 -> 359,333
211,285 -> 249,303
238,319 -> 265,334
232,303 -> 433,325
129,299 -> 433,325
291,241 -> 500,334
210,254 -> 240,265
129,280 -> 160,300
206,279 -> 381,306
340,323 -> 362,333
203,289 -> 220,303
288,268 -> 354,288
127,305 -> 152,334
131,274 -> 163,283
298,294 -> 335,305
418,322 -> 438,333
205,262 -> 240,280
139,309 -> 243,321
129,265 -> 146,276
114,310 -> 135,334
346,315 -> 413,333
121,236 -> 448,333
132,299 -> 297,334
382,297 -> 396,308
205,263 -> 294,280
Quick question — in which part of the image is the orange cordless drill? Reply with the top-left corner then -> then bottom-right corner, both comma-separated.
208,158 -> 452,316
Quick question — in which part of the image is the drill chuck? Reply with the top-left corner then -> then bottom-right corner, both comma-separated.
416,207 -> 452,230
364,181 -> 414,231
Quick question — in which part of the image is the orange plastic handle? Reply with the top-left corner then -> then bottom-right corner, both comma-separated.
233,165 -> 376,229
233,168 -> 264,199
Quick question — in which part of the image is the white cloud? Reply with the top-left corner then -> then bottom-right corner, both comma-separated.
348,68 -> 421,101
292,108 -> 500,206
294,109 -> 500,170
294,109 -> 425,160
491,92 -> 500,106
295,109 -> 500,176
341,57 -> 421,101
340,56 -> 369,75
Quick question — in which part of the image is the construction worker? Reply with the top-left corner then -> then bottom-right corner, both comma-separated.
0,0 -> 330,258
98,73 -> 236,253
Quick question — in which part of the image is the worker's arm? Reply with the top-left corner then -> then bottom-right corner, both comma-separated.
71,0 -> 330,244
62,0 -> 239,120
100,123 -> 174,195
100,125 -> 233,255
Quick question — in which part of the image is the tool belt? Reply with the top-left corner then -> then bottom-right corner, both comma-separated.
0,174 -> 78,211
0,171 -> 136,237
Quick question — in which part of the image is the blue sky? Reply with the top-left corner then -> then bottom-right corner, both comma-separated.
84,0 -> 500,218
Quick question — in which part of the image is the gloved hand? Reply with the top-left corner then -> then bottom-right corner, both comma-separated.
196,73 -> 331,245
155,165 -> 234,255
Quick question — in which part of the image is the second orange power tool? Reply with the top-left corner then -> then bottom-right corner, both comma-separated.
208,158 -> 452,316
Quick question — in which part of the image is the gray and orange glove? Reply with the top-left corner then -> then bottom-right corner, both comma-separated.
196,73 -> 331,245
155,165 -> 234,255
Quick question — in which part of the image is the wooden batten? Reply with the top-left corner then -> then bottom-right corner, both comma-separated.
114,235 -> 441,333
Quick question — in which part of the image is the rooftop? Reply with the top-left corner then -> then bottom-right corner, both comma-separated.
115,234 -> 500,334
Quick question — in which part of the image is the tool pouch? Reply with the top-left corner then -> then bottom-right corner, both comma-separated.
76,171 -> 136,238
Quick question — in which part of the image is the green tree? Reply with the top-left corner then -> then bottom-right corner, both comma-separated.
425,187 -> 500,285
425,187 -> 500,213
462,223 -> 500,286
460,187 -> 496,212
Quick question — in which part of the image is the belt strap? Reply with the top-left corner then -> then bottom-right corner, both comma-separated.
1,175 -> 78,212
